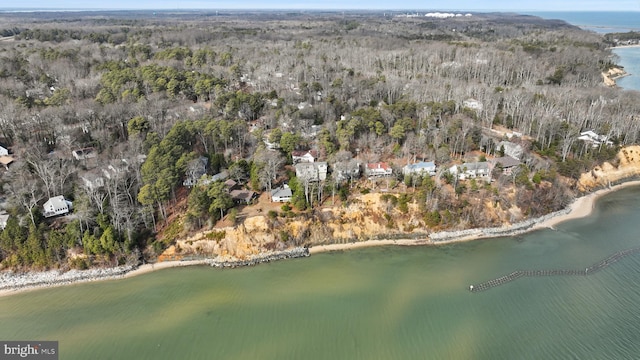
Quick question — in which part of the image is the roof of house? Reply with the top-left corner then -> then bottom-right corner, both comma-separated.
491,156 -> 520,168
45,195 -> 69,208
458,162 -> 489,171
292,150 -> 318,157
404,161 -> 436,170
367,162 -> 391,170
230,189 -> 256,202
0,156 -> 14,166
271,186 -> 293,198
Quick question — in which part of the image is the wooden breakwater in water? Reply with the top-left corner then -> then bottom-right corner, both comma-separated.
469,246 -> 640,293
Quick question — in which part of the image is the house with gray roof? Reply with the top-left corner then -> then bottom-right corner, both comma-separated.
449,162 -> 490,181
403,161 -> 437,176
43,195 -> 73,218
271,185 -> 293,202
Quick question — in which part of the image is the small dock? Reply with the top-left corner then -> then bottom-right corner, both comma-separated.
469,246 -> 640,293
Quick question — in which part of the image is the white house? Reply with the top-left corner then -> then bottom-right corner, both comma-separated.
403,161 -> 437,176
295,162 -> 328,182
43,195 -> 73,218
463,98 -> 483,111
72,147 -> 96,161
365,162 -> 393,178
292,150 -> 317,164
578,130 -> 613,148
449,162 -> 490,181
0,145 -> 8,156
0,212 -> 9,230
271,185 -> 293,202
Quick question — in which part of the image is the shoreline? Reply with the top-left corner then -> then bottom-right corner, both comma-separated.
2,181 -> 640,298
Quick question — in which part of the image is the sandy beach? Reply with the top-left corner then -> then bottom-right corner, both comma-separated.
311,180 -> 640,253
2,180 -> 640,298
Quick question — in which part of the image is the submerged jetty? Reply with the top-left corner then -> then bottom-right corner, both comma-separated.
470,246 -> 640,292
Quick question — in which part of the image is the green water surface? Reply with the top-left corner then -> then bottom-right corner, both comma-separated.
2,187 -> 640,359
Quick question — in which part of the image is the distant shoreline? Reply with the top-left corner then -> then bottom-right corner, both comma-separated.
2,181 -> 640,299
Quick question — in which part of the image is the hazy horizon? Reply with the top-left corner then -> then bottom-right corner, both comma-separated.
2,0 -> 640,12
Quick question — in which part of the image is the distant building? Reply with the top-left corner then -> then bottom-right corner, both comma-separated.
365,162 -> 393,178
43,195 -> 73,218
578,130 -> 613,148
0,212 -> 9,230
463,98 -> 483,111
72,147 -> 96,161
449,162 -> 490,181
403,161 -> 437,176
271,185 -> 292,202
80,172 -> 105,191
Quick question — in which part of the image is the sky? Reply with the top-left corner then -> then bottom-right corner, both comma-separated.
4,0 -> 640,11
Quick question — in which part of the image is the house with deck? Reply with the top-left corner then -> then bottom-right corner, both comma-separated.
365,162 -> 393,178
271,185 -> 292,202
295,162 -> 328,182
403,161 -> 437,177
449,162 -> 490,181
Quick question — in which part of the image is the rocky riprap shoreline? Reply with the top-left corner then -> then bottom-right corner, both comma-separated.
206,247 -> 310,268
429,208 -> 571,242
0,247 -> 311,293
0,265 -> 137,292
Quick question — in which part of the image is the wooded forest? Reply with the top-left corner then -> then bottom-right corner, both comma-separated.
0,10 -> 635,269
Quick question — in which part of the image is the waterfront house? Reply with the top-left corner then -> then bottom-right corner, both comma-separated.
332,160 -> 361,182
271,185 -> 293,202
489,156 -> 521,176
230,189 -> 257,205
0,145 -> 8,156
292,150 -> 317,164
449,162 -> 490,181
295,162 -> 328,182
365,162 -> 393,178
578,130 -> 613,148
403,161 -> 437,176
43,195 -> 73,218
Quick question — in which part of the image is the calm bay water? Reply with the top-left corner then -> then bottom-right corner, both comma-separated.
527,11 -> 640,92
2,186 -> 640,359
